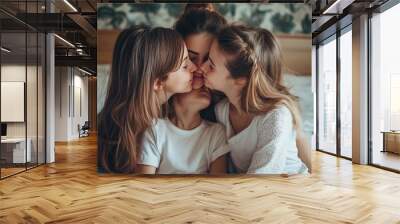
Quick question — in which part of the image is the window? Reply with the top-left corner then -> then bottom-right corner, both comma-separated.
340,28 -> 352,158
0,1 -> 47,179
317,36 -> 337,155
370,2 -> 400,171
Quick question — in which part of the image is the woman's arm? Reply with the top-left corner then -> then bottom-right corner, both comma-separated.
209,155 -> 227,174
208,124 -> 230,174
136,127 -> 160,174
296,132 -> 312,173
136,164 -> 157,174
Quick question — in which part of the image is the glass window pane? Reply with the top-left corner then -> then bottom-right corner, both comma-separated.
26,0 -> 39,170
27,30 -> 38,169
1,30 -> 28,177
371,3 -> 400,171
0,0 -> 46,179
38,32 -> 45,165
318,37 -> 337,155
340,29 -> 352,158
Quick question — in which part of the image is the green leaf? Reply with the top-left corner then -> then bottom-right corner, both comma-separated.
111,11 -> 126,28
215,3 -> 229,16
285,4 -> 297,13
129,4 -> 161,14
165,4 -> 184,18
98,6 -> 115,19
271,13 -> 295,33
301,14 -> 311,34
228,4 -> 236,17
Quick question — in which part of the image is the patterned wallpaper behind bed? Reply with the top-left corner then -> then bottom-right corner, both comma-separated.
97,3 -> 311,34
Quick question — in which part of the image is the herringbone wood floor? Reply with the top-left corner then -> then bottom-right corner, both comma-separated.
1,135 -> 400,223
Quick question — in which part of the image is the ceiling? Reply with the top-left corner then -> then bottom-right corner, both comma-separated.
311,0 -> 390,44
3,0 -> 393,74
0,0 -> 97,75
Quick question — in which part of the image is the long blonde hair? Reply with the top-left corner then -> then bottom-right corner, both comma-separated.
217,24 -> 311,170
98,25 -> 185,173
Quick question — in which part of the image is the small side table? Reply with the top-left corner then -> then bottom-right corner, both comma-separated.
1,138 -> 32,164
381,131 -> 400,154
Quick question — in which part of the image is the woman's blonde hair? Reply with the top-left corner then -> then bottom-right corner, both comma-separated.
217,24 -> 311,170
98,25 -> 185,173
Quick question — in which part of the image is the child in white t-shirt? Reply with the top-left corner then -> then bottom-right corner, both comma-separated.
136,86 -> 230,174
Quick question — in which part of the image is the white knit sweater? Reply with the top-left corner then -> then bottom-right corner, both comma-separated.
215,99 -> 308,174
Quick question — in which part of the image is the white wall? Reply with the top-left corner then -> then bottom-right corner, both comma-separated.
1,65 -> 26,140
54,67 -> 89,141
72,72 -> 89,138
55,66 -> 69,141
1,64 -> 46,164
1,65 -> 38,137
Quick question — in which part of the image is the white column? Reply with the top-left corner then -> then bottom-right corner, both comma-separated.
45,0 -> 55,163
312,45 -> 317,151
46,33 -> 55,163
352,14 -> 369,164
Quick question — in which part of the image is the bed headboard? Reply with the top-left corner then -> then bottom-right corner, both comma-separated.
277,35 -> 311,76
98,30 -> 311,76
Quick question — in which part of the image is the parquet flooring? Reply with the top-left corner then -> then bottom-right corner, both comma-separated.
1,135 -> 400,223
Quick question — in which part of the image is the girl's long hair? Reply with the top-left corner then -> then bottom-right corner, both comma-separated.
98,25 -> 185,173
217,24 -> 312,170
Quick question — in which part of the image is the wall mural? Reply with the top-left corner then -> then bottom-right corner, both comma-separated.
97,3 -> 314,142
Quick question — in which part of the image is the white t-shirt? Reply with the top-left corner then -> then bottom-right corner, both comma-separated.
137,119 -> 230,174
215,99 -> 308,175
